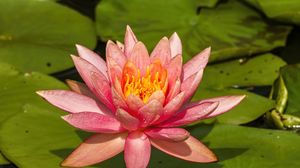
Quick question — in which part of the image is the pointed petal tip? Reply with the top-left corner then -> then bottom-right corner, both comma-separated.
36,90 -> 45,96
205,152 -> 218,163
241,94 -> 247,99
126,25 -> 134,32
126,24 -> 131,30
60,160 -> 69,167
61,115 -> 72,123
172,32 -> 179,36
204,46 -> 211,54
60,157 -> 81,167
75,43 -> 81,48
233,95 -> 247,103
116,41 -> 122,45
70,54 -> 78,60
162,36 -> 168,40
107,40 -> 114,46
170,31 -> 180,39
75,43 -> 87,52
61,115 -> 67,120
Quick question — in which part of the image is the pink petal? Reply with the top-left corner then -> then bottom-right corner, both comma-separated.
65,79 -> 97,100
139,100 -> 163,127
155,92 -> 185,124
116,108 -> 140,131
166,54 -> 182,87
181,70 -> 204,103
71,55 -> 115,110
165,78 -> 181,103
113,78 -> 125,99
111,86 -> 128,110
75,44 -> 108,80
192,95 -> 246,120
158,102 -> 219,127
151,135 -> 217,163
124,25 -> 138,57
124,131 -> 151,168
148,90 -> 165,105
90,71 -> 115,111
62,112 -> 124,133
61,133 -> 126,167
145,128 -> 189,142
106,56 -> 123,83
71,55 -> 104,94
116,41 -> 124,52
128,41 -> 150,75
106,40 -> 127,68
126,94 -> 144,112
65,80 -> 113,116
169,32 -> 182,58
150,37 -> 171,66
36,90 -> 105,114
182,47 -> 210,80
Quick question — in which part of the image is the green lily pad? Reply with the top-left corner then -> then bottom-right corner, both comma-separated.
1,105 -> 300,168
0,63 -> 67,122
245,0 -> 300,25
0,153 -> 9,165
280,64 -> 300,116
0,104 -> 87,168
0,0 -> 96,74
202,53 -> 286,88
96,0 -> 291,62
189,53 -> 283,124
194,0 -> 219,8
0,62 -> 67,164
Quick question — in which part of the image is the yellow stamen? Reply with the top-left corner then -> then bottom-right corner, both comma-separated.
123,64 -> 167,103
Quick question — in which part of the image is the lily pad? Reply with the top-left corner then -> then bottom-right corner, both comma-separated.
280,64 -> 300,116
189,53 -> 283,124
194,0 -> 219,8
0,104 -> 86,168
0,62 -> 67,164
202,53 -> 286,88
96,0 -> 291,62
0,0 -> 96,74
0,63 -> 67,122
1,105 -> 300,168
245,0 -> 300,25
0,153 -> 9,165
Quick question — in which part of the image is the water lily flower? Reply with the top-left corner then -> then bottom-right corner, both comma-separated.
37,26 -> 245,168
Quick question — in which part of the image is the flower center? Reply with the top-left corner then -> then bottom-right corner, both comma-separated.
122,61 -> 167,103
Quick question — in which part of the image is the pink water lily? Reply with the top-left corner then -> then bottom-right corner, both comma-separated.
37,26 -> 245,168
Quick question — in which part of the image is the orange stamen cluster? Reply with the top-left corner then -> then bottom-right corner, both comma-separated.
122,61 -> 168,103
